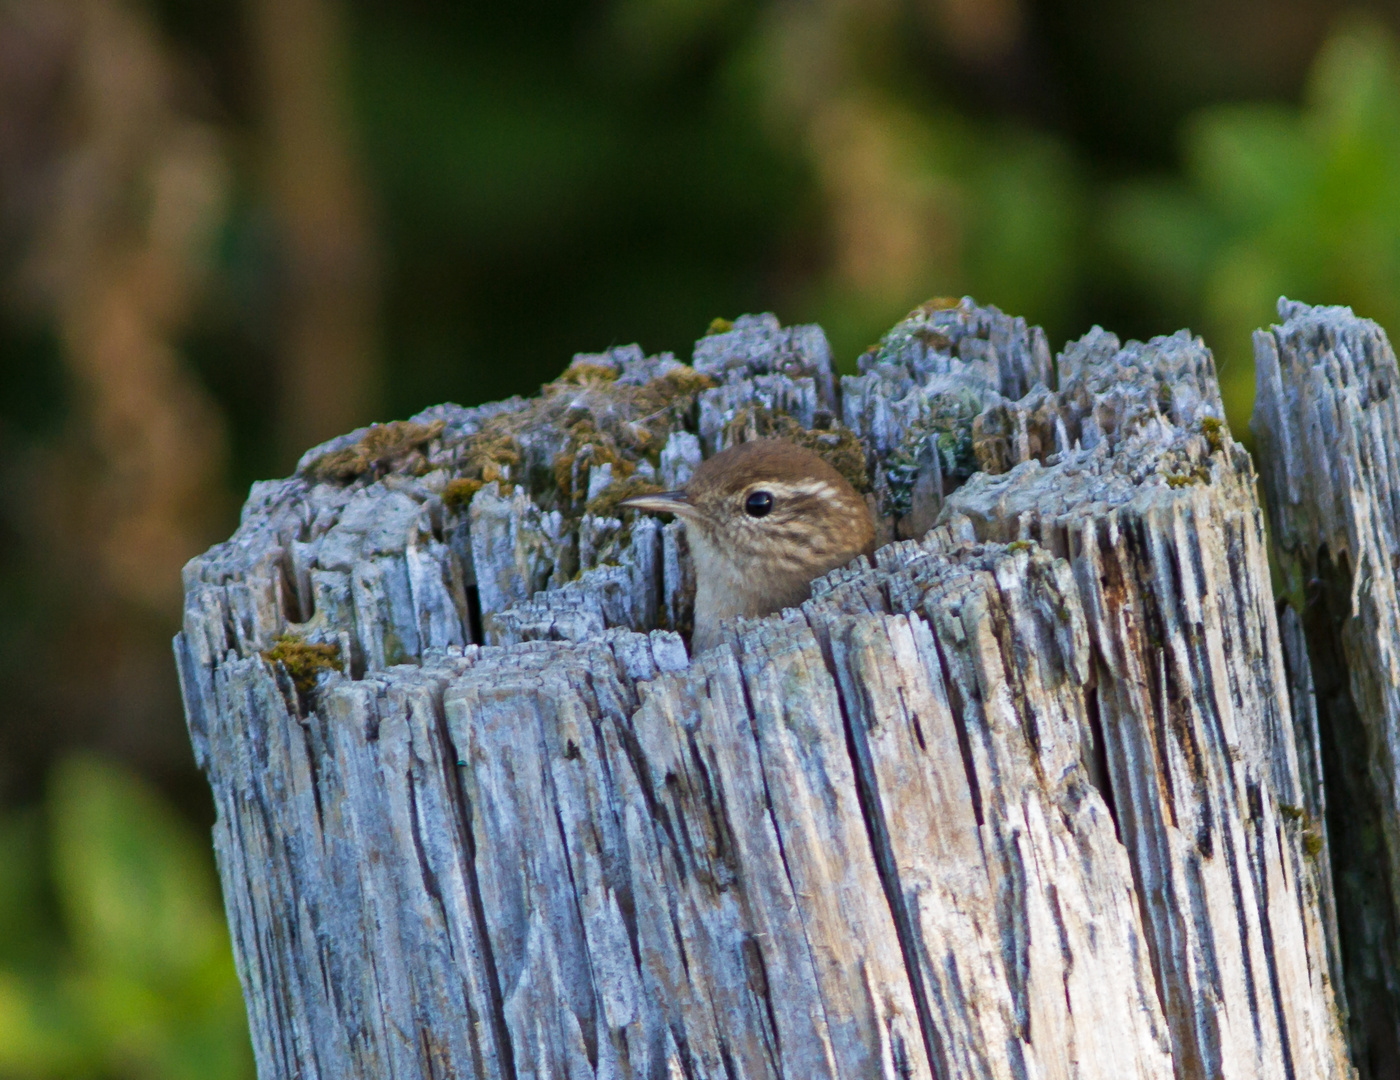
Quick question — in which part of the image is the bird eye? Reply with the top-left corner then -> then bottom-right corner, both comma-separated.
745,490 -> 774,518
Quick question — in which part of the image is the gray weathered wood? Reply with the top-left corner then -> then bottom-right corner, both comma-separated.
1253,299 -> 1400,1078
940,325 -> 1349,1080
177,301 -> 1354,1079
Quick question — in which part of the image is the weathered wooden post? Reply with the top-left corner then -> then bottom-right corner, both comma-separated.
177,300 -> 1376,1079
1253,300 -> 1400,1079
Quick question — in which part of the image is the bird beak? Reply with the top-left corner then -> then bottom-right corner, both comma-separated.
620,490 -> 693,517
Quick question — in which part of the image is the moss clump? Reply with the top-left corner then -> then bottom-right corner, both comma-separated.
441,477 -> 485,509
304,419 -> 446,482
1276,803 -> 1325,856
706,317 -> 734,335
912,296 -> 961,317
559,361 -> 621,385
1006,539 -> 1033,553
460,431 -> 522,482
655,366 -> 717,399
585,475 -> 666,518
262,635 -> 342,694
437,425 -> 524,512
554,423 -> 637,502
1164,464 -> 1212,488
722,407 -> 870,493
432,357 -> 714,519
1201,415 -> 1225,453
545,365 -> 716,506
804,426 -> 870,493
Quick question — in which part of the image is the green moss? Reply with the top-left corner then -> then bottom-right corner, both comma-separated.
706,317 -> 734,335
442,477 -> 485,509
461,430 -> 523,480
1164,464 -> 1212,488
544,364 -> 716,506
559,361 -> 620,385
1006,539 -> 1033,553
553,423 -> 637,501
303,419 -> 446,482
262,635 -> 342,693
585,475 -> 665,518
655,366 -> 718,399
912,296 -> 961,316
803,427 -> 869,493
1276,802 -> 1325,856
374,352 -> 716,534
1201,415 -> 1225,453
437,425 -> 525,508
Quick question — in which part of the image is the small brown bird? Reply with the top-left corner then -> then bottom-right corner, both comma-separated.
622,438 -> 876,653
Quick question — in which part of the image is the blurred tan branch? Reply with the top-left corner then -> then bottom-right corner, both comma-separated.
808,92 -> 963,302
920,0 -> 1021,64
736,0 -> 1069,350
21,0 -> 229,615
250,0 -> 381,463
754,0 -> 970,324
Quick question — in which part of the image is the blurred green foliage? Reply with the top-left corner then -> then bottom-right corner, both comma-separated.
0,758 -> 252,1080
314,5 -> 1400,446
335,0 -> 1094,425
141,2 -> 1400,488
344,2 -> 809,436
1106,17 -> 1400,431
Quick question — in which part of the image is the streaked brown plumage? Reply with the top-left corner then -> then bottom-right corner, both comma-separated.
622,438 -> 876,653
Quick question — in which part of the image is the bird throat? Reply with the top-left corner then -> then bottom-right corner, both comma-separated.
685,525 -> 816,653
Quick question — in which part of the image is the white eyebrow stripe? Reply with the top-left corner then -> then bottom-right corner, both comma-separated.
779,481 -> 839,500
745,479 -> 845,504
